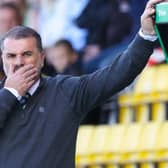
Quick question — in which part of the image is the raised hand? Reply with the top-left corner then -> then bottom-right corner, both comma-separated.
141,0 -> 165,35
4,64 -> 39,96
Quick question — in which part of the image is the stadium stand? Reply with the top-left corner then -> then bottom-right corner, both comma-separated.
76,64 -> 168,168
119,64 -> 168,123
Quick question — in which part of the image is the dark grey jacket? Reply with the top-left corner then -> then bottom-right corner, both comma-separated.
0,34 -> 154,168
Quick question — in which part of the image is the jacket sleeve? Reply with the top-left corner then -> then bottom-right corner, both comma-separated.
60,34 -> 155,120
0,88 -> 18,128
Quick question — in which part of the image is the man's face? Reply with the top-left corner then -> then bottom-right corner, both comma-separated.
1,37 -> 45,77
0,8 -> 19,36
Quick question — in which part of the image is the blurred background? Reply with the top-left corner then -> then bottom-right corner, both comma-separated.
1,0 -> 168,167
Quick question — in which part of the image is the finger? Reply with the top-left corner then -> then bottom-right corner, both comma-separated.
23,68 -> 38,79
146,0 -> 164,9
19,80 -> 36,95
25,79 -> 36,90
25,71 -> 39,82
8,64 -> 15,75
16,64 -> 34,74
142,1 -> 156,17
145,6 -> 156,17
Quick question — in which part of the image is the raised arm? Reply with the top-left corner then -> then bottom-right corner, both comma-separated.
60,0 -> 163,120
61,34 -> 154,117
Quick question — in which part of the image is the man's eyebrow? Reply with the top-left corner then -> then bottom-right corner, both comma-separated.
23,51 -> 33,53
5,52 -> 16,56
5,51 -> 33,54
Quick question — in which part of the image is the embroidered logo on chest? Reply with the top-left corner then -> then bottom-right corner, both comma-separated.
39,106 -> 45,113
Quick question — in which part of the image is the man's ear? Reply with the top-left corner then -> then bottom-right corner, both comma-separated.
40,51 -> 45,68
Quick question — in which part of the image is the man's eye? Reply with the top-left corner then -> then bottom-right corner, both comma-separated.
24,52 -> 32,56
7,54 -> 15,58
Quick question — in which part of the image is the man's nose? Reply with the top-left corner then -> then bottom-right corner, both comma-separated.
15,56 -> 24,66
14,56 -> 25,71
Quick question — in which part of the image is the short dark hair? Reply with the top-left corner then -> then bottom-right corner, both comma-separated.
0,2 -> 22,24
54,39 -> 75,54
0,26 -> 43,52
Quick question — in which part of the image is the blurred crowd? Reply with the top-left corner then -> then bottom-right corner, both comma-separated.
1,0 -> 161,125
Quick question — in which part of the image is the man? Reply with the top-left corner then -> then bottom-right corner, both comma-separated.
0,2 -> 22,38
0,2 -> 22,80
0,0 -> 163,167
0,0 -> 26,17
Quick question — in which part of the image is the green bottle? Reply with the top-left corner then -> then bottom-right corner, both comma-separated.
155,2 -> 168,62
